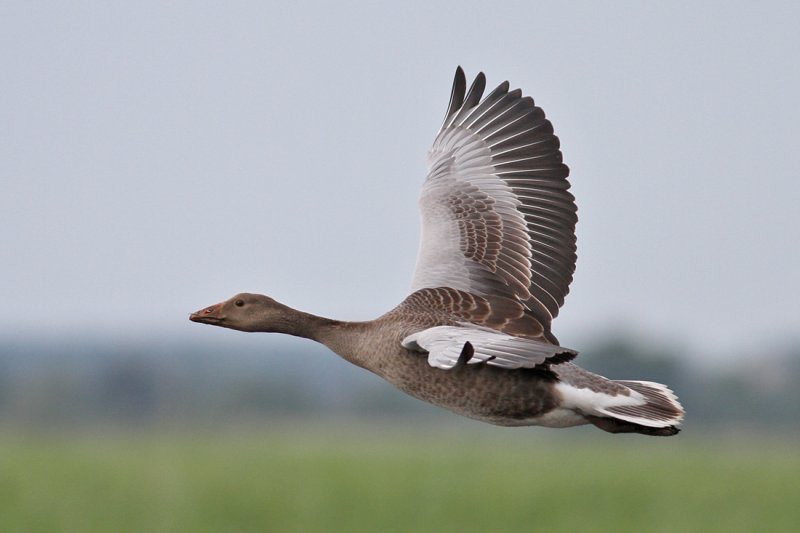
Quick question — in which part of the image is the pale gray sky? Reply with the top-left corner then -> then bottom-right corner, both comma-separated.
2,1 -> 798,358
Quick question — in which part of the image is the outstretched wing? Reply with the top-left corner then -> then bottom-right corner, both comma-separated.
411,67 -> 577,331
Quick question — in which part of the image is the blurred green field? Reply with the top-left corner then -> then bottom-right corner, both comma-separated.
0,424 -> 797,532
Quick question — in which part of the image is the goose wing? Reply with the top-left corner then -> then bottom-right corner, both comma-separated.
411,67 -> 576,332
403,325 -> 577,370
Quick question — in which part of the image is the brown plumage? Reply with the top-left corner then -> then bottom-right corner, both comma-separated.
190,68 -> 684,435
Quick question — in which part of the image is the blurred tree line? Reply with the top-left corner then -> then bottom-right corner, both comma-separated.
0,333 -> 797,433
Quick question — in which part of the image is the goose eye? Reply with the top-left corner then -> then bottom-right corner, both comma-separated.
234,299 -> 245,307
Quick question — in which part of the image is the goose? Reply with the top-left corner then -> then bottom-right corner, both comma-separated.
190,67 -> 684,436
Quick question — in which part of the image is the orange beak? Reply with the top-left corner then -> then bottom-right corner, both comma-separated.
189,302 -> 224,324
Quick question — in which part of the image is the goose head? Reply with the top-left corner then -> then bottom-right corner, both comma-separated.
189,293 -> 293,333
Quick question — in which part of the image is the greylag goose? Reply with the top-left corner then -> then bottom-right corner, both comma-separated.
190,67 -> 684,436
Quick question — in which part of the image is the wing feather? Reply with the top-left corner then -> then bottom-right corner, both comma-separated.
412,68 -> 576,331
402,325 -> 577,371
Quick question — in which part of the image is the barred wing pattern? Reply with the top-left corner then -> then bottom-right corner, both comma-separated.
411,67 -> 577,332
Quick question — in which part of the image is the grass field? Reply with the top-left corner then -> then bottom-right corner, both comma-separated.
1,423 -> 797,532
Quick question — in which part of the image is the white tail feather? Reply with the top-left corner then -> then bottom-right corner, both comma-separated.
557,380 -> 684,428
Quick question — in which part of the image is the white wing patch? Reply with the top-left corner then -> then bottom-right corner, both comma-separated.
402,325 -> 577,370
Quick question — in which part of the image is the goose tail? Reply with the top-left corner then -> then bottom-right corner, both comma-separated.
590,380 -> 684,436
556,374 -> 685,436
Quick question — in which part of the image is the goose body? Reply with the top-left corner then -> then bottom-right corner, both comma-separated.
190,68 -> 684,436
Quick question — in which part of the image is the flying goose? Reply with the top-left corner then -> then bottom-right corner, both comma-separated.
190,67 -> 684,436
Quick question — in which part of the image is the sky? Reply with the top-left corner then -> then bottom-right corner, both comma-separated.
2,1 -> 798,360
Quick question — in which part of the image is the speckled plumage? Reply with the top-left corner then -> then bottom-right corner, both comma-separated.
314,288 -> 566,426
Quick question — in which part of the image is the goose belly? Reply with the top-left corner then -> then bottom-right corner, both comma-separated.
374,349 -> 585,427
